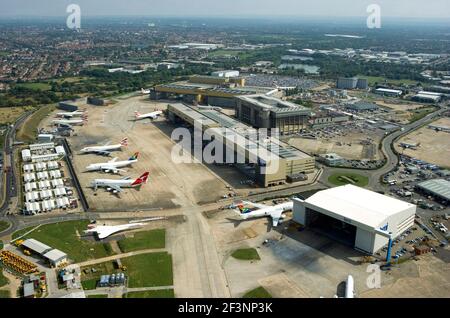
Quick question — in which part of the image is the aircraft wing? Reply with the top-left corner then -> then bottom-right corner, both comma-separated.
108,184 -> 123,193
96,150 -> 111,156
108,157 -> 118,163
103,141 -> 112,146
242,201 -> 269,209
270,210 -> 283,227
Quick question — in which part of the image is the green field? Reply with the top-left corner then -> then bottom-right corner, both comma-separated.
16,82 -> 51,91
13,220 -> 115,263
117,229 -> 165,253
123,289 -> 175,298
208,49 -> 241,57
357,75 -> 419,86
16,104 -> 55,142
243,287 -> 272,298
231,248 -> 261,261
0,290 -> 10,298
122,252 -> 173,288
0,270 -> 9,288
328,173 -> 369,187
0,221 -> 9,233
410,107 -> 437,123
87,294 -> 108,298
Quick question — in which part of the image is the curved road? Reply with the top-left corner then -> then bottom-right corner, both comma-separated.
319,104 -> 449,191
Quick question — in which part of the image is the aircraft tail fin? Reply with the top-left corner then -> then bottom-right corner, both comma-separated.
134,111 -> 141,119
129,152 -> 140,161
120,138 -> 129,147
131,172 -> 149,186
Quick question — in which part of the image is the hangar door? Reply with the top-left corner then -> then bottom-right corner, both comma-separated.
306,208 -> 357,247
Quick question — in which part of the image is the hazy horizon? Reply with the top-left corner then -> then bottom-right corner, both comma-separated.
0,0 -> 449,19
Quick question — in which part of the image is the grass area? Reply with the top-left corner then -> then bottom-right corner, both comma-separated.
123,289 -> 175,298
0,290 -> 10,298
0,106 -> 32,125
0,269 -> 9,288
117,229 -> 165,253
12,220 -> 115,263
0,221 -> 10,233
122,252 -> 173,288
357,75 -> 419,86
87,294 -> 108,298
16,82 -> 51,91
80,261 -> 117,290
409,107 -> 437,123
231,248 -> 261,261
16,104 -> 55,142
328,173 -> 369,187
208,49 -> 241,57
243,286 -> 272,298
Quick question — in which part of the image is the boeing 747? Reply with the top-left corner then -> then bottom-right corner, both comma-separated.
80,138 -> 128,156
85,152 -> 139,174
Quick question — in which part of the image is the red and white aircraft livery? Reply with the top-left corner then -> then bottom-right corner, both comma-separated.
91,172 -> 149,194
80,138 -> 128,156
134,110 -> 163,120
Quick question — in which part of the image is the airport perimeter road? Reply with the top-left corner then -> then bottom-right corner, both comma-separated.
319,105 -> 449,192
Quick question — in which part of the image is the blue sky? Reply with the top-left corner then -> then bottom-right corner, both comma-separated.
0,0 -> 449,18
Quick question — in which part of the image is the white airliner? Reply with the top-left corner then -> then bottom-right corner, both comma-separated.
90,171 -> 149,194
80,138 -> 128,156
85,223 -> 145,239
134,110 -> 163,120
85,152 -> 139,174
141,88 -> 151,94
56,110 -> 87,118
233,200 -> 293,226
52,118 -> 86,126
345,275 -> 355,298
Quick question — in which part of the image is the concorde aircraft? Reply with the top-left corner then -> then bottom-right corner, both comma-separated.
233,200 -> 293,226
85,223 -> 145,239
52,118 -> 86,126
80,138 -> 128,156
85,152 -> 139,174
134,110 -> 163,120
56,110 -> 87,118
90,171 -> 149,194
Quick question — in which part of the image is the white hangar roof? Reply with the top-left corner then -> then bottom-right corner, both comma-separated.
305,185 -> 415,229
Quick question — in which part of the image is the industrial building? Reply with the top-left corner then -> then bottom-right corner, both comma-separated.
412,91 -> 443,103
43,249 -> 68,267
345,101 -> 378,112
235,95 -> 312,135
211,70 -> 240,78
293,185 -> 417,254
374,88 -> 403,97
416,179 -> 450,205
309,110 -> 350,128
318,153 -> 345,166
167,103 -> 315,187
336,77 -> 368,90
58,101 -> 78,112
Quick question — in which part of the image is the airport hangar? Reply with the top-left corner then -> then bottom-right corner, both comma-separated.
167,103 -> 315,187
293,185 -> 417,254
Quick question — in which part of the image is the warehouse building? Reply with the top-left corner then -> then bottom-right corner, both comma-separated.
374,88 -> 403,97
43,249 -> 68,267
167,103 -> 315,187
345,101 -> 378,112
21,239 -> 52,256
416,179 -> 450,205
293,185 -> 416,254
236,95 -> 312,135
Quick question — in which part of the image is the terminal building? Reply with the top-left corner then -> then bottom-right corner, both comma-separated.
235,95 -> 312,135
151,75 -> 278,108
293,185 -> 416,254
167,103 -> 315,187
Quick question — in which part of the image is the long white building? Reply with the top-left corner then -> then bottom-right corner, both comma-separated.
293,185 -> 416,254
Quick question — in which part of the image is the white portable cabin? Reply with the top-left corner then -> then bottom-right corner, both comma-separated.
23,164 -> 35,173
35,162 -> 47,172
56,197 -> 70,209
36,171 -> 49,181
51,178 -> 64,188
53,188 -> 67,198
42,200 -> 56,212
47,161 -> 59,170
38,180 -> 51,190
55,146 -> 66,156
25,202 -> 41,214
29,142 -> 55,152
24,182 -> 37,193
25,191 -> 40,203
24,173 -> 36,183
21,149 -> 32,162
49,170 -> 62,179
40,190 -> 54,200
